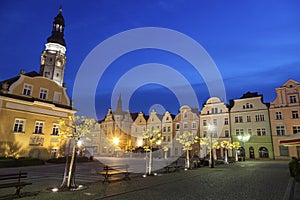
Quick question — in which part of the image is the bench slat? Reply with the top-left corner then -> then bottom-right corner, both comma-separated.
0,182 -> 32,189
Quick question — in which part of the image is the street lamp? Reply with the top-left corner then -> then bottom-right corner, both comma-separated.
113,137 -> 120,157
208,125 -> 215,168
237,134 -> 250,161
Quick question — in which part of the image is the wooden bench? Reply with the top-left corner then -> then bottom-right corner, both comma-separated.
99,165 -> 130,183
164,163 -> 182,173
0,171 -> 32,197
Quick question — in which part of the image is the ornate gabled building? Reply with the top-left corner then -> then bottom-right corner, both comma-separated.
230,92 -> 274,160
199,97 -> 231,159
0,8 -> 75,159
173,105 -> 200,157
270,79 -> 300,159
161,111 -> 175,157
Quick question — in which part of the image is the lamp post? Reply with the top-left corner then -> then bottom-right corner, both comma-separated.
237,134 -> 250,161
208,125 -> 215,168
113,137 -> 120,157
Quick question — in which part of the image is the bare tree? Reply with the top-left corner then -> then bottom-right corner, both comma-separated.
58,115 -> 95,189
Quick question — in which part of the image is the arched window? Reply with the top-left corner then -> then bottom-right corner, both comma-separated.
259,147 -> 269,158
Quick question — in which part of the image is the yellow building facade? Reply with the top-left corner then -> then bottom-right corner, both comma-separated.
0,9 -> 75,160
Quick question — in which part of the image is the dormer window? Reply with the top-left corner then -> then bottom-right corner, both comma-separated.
183,111 -> 188,118
23,84 -> 32,96
39,88 -> 48,100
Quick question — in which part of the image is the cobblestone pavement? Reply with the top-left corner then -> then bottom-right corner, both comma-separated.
0,160 -> 293,200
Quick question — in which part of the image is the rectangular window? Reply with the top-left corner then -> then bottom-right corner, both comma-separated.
248,129 -> 252,135
203,131 -> 207,137
290,96 -> 297,103
176,123 -> 180,130
247,116 -> 251,122
163,127 -> 166,132
279,146 -> 289,156
13,119 -> 25,133
257,129 -> 261,136
183,123 -> 188,129
225,130 -> 229,137
34,121 -> 44,134
235,116 -> 243,123
213,119 -> 217,126
52,123 -> 59,135
293,126 -> 300,134
276,111 -> 282,120
192,122 -> 197,129
276,126 -> 285,136
167,126 -> 171,132
261,128 -> 266,136
212,108 -> 218,114
167,136 -> 170,142
239,116 -> 243,123
292,111 -> 299,119
23,84 -> 32,96
256,114 -> 265,122
224,118 -> 228,125
39,88 -> 48,100
236,129 -> 240,136
203,120 -> 207,126
235,117 -> 239,123
163,136 -> 166,142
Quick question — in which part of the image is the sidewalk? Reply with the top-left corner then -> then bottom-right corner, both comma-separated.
0,161 -> 292,200
295,181 -> 300,200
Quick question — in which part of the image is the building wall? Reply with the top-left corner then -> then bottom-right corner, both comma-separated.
200,97 -> 231,159
173,105 -> 199,158
230,94 -> 274,159
0,77 -> 74,160
270,79 -> 300,159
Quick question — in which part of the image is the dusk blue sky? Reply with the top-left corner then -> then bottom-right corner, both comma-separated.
1,1 -> 300,119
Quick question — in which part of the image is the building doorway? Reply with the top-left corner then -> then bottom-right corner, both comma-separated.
249,146 -> 255,159
238,147 -> 245,161
259,147 -> 269,158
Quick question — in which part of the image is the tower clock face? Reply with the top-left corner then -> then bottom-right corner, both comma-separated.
56,57 -> 65,67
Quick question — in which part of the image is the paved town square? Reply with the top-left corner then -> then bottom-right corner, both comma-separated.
0,160 -> 295,200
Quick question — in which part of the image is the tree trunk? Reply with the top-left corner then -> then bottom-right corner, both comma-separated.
148,148 -> 153,175
186,150 -> 190,169
235,150 -> 238,161
224,149 -> 228,164
67,143 -> 77,188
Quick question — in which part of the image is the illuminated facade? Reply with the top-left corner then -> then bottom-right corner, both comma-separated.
230,92 -> 274,159
0,8 -> 75,160
200,97 -> 232,159
270,79 -> 300,159
173,105 -> 200,157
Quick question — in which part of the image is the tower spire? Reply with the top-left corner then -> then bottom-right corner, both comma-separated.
40,7 -> 67,86
116,94 -> 123,114
47,7 -> 66,47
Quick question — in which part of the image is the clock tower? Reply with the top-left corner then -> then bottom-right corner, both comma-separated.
40,7 -> 66,86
